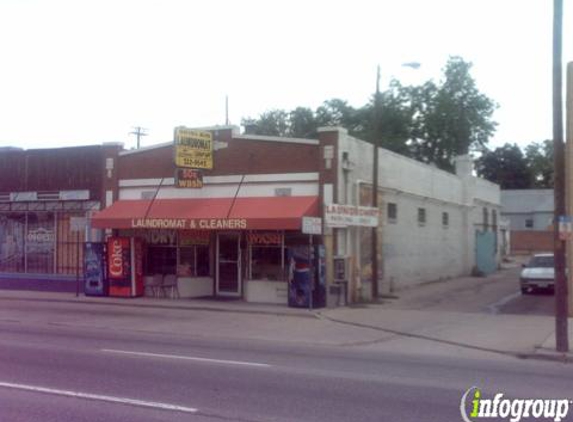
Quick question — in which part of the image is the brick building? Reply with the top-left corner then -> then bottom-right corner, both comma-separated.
0,125 -> 502,303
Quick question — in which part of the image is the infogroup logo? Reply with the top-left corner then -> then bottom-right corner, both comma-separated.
460,387 -> 571,422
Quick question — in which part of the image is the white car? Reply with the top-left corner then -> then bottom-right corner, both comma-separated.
520,253 -> 554,294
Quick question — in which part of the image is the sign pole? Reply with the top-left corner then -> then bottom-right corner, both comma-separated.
76,230 -> 80,297
309,234 -> 313,311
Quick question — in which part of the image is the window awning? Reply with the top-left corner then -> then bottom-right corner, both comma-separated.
91,196 -> 320,231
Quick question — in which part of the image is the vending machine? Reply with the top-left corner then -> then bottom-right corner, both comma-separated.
107,237 -> 144,297
287,245 -> 326,309
84,242 -> 109,296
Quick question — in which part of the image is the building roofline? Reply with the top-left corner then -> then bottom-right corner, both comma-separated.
234,134 -> 319,145
119,141 -> 172,156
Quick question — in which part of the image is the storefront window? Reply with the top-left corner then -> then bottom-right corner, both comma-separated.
178,245 -> 210,277
147,246 -> 176,275
26,212 -> 55,274
0,213 -> 25,273
178,231 -> 210,277
56,213 -> 86,275
249,231 -> 285,281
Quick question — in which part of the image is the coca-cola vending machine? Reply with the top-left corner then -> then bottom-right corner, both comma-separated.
107,237 -> 144,297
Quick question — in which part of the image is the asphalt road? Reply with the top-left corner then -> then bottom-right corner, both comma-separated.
1,319 -> 572,422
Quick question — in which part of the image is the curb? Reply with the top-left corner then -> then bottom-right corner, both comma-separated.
517,349 -> 573,364
0,296 -> 321,320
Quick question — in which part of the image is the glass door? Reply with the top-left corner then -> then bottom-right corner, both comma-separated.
216,233 -> 241,297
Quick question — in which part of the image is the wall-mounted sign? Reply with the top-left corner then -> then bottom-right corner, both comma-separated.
559,216 -> 573,241
324,204 -> 379,228
131,218 -> 248,230
175,168 -> 203,189
302,216 -> 322,235
247,231 -> 283,245
174,127 -> 213,169
180,230 -> 210,246
26,228 -> 55,244
10,192 -> 38,202
60,190 -> 90,201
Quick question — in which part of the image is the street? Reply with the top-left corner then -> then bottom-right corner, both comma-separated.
0,317 -> 572,422
0,261 -> 572,421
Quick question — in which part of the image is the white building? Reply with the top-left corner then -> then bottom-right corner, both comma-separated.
326,127 -> 502,300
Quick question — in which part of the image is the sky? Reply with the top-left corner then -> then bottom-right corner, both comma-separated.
0,0 -> 571,151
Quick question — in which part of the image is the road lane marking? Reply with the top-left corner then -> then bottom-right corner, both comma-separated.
101,348 -> 272,368
0,381 -> 197,413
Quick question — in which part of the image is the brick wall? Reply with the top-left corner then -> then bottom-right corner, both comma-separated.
118,135 -> 319,180
510,230 -> 553,254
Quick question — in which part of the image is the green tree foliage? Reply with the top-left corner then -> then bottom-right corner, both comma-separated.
242,109 -> 289,137
241,56 -> 497,172
410,57 -> 497,171
475,143 -> 532,189
357,80 -> 416,156
289,107 -> 317,138
524,140 -> 554,188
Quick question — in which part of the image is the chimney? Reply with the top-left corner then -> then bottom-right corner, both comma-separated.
454,155 -> 473,178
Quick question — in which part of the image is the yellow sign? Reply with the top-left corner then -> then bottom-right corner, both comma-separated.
174,127 -> 213,169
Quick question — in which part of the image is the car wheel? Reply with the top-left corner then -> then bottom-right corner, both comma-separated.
521,287 -> 528,295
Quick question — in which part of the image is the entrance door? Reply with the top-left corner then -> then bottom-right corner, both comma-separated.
475,230 -> 496,275
216,233 -> 241,297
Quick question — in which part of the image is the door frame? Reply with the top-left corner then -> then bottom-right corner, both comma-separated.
216,232 -> 241,297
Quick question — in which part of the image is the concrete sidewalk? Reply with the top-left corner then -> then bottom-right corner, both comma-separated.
0,289 -> 318,318
0,278 -> 572,362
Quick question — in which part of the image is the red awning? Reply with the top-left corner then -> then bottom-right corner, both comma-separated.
91,196 -> 319,231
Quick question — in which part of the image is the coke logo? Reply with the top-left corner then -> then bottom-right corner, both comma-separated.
109,240 -> 124,278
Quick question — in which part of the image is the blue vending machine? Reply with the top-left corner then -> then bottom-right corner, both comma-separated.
287,245 -> 326,309
84,242 -> 109,296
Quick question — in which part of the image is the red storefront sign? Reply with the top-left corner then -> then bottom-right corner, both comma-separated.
175,168 -> 203,189
247,231 -> 283,245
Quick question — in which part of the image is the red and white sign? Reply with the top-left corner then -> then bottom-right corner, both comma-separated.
302,216 -> 322,235
107,237 -> 130,280
324,204 -> 379,228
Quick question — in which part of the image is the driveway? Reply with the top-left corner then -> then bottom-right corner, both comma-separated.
381,257 -> 555,317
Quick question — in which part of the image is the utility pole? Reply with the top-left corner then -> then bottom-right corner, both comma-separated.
225,95 -> 229,125
552,0 -> 569,353
129,126 -> 148,149
567,61 -> 573,318
371,65 -> 381,300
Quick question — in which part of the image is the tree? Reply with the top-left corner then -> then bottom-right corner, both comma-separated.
240,57 -> 497,172
410,57 -> 498,171
524,140 -> 554,188
475,143 -> 532,189
315,99 -> 361,132
242,109 -> 289,137
289,107 -> 317,138
358,80 -> 416,156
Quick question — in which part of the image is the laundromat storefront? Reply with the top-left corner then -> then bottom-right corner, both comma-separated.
92,196 -> 323,304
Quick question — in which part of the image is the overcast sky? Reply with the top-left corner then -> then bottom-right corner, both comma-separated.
0,0 -> 571,151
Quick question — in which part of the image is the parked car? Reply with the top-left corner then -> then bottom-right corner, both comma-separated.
520,253 -> 554,294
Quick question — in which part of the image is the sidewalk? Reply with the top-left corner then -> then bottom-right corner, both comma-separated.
0,289 -> 318,318
0,272 -> 572,362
